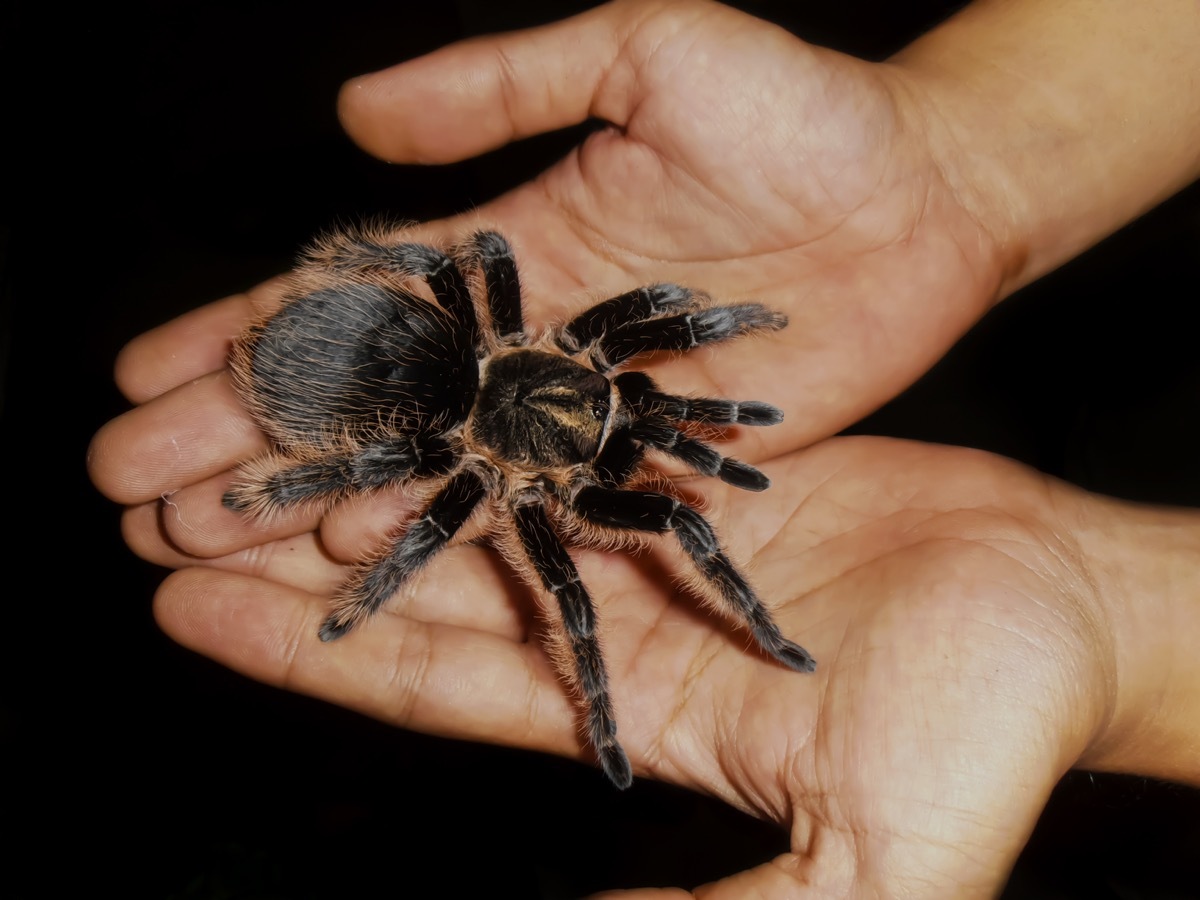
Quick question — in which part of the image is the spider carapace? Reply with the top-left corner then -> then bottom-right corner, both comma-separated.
225,227 -> 815,789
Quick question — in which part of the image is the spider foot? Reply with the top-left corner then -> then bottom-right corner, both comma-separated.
574,638 -> 633,789
221,481 -> 304,520
317,578 -> 384,643
623,419 -> 771,492
768,636 -> 817,673
718,458 -> 770,492
731,400 -> 784,426
318,615 -> 353,642
221,487 -> 251,512
221,466 -> 284,519
598,741 -> 633,790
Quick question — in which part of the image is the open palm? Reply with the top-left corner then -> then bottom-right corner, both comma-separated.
111,435 -> 1107,897
109,0 -> 1004,464
342,0 -> 1007,455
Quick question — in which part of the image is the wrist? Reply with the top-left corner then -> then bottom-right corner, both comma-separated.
885,0 -> 1200,298
1069,494 -> 1200,786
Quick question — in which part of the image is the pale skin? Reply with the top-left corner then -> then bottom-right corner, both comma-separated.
88,1 -> 1200,897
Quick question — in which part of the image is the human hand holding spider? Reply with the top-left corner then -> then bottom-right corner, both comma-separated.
95,371 -> 1200,896
88,0 -> 1200,895
105,0 -> 1200,464
88,242 -> 1200,898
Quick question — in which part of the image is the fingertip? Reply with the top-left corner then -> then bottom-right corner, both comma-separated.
86,418 -> 124,502
336,4 -> 630,165
153,568 -> 317,686
122,501 -> 192,569
336,74 -> 410,163
161,473 -> 320,560
152,567 -> 222,650
113,287 -> 281,404
337,49 -> 545,165
113,333 -> 155,404
93,372 -> 267,505
113,313 -> 214,406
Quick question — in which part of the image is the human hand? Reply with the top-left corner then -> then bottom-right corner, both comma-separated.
331,0 -> 1017,457
326,0 -> 1200,457
87,1 -> 1200,894
92,407 -> 1200,896
104,0 -> 1011,463
87,268 -> 1200,896
94,0 -> 1200,483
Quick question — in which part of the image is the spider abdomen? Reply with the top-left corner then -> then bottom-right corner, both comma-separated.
233,281 -> 479,444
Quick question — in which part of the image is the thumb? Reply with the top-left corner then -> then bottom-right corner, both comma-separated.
337,1 -> 651,164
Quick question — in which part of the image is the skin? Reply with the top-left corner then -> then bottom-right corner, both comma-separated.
88,1 -> 1200,896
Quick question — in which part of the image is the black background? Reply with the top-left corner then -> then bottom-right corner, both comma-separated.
5,2 -> 1199,897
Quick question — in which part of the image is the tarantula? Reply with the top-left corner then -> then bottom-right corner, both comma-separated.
223,226 -> 815,789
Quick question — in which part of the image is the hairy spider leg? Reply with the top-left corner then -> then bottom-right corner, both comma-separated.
593,418 -> 768,492
556,284 -> 703,355
602,371 -> 782,491
513,502 -> 633,790
626,419 -> 770,492
319,468 -> 488,641
572,486 -> 816,674
586,303 -> 787,373
222,435 -> 457,519
592,415 -> 768,491
455,231 -> 525,344
304,231 -> 479,343
593,424 -> 648,487
614,371 -> 784,428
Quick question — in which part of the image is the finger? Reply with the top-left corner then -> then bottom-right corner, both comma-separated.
314,459 -> 759,569
123,503 -> 344,589
123,501 -> 194,568
317,491 -> 547,640
588,852 -> 844,899
154,568 -> 577,755
88,370 -> 264,504
318,486 -> 424,564
338,1 -> 643,164
125,500 -> 531,639
114,277 -> 289,404
158,471 -> 322,559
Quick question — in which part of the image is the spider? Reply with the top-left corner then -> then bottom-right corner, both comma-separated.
223,226 -> 816,789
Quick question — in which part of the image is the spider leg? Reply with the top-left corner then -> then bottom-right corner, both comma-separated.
556,284 -> 701,356
627,419 -> 770,492
513,501 -> 633,789
319,468 -> 487,641
593,425 -> 647,487
222,435 -> 456,519
614,371 -> 784,427
595,419 -> 765,491
604,371 -> 779,490
454,231 -> 525,344
303,231 -> 477,339
572,487 -> 816,673
583,303 -> 786,373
